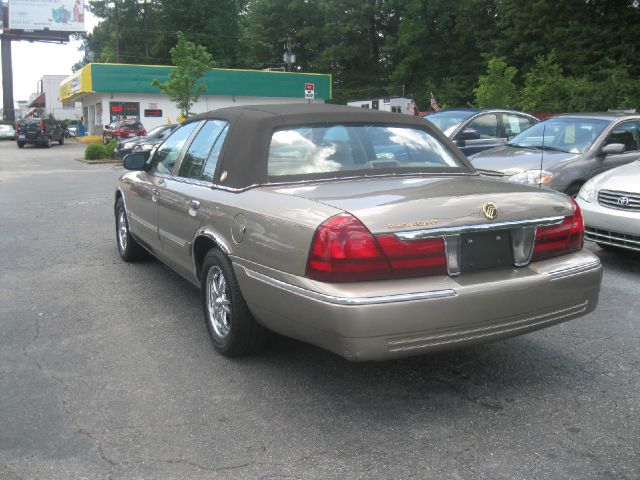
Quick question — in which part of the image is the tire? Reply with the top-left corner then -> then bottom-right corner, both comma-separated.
58,135 -> 64,145
17,142 -> 24,149
201,248 -> 267,356
103,135 -> 110,145
115,198 -> 147,262
44,137 -> 52,148
565,183 -> 583,198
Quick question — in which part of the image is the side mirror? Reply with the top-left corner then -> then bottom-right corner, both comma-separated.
123,152 -> 149,170
601,143 -> 625,156
455,138 -> 466,148
104,124 -> 110,129
459,128 -> 481,141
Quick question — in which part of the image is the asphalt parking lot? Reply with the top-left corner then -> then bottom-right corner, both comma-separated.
0,139 -> 638,480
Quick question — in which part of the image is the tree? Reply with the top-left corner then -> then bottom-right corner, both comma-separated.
152,32 -> 213,117
519,51 -> 569,112
474,58 -> 518,108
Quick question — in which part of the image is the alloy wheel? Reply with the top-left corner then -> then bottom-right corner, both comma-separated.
206,266 -> 232,339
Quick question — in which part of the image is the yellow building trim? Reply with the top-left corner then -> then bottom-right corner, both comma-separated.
59,64 -> 93,103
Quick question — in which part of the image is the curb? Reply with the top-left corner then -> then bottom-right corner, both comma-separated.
74,157 -> 122,165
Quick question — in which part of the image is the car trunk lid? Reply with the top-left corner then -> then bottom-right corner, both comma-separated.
271,175 -> 573,235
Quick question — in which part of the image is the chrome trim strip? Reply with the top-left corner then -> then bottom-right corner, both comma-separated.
192,227 -> 231,255
243,268 -> 457,306
159,228 -> 188,248
129,211 -> 156,232
395,216 -> 565,240
387,301 -> 589,351
547,260 -> 601,280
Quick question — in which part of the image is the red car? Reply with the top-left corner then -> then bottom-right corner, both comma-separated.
103,120 -> 146,144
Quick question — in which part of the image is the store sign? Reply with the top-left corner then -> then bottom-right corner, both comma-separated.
110,102 -> 140,121
144,109 -> 163,118
304,83 -> 315,99
8,0 -> 86,32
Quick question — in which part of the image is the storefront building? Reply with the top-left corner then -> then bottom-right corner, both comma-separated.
59,63 -> 332,135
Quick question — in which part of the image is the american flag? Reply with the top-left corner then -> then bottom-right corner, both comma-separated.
430,92 -> 441,112
408,99 -> 419,116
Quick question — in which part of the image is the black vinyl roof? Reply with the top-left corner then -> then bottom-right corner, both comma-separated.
185,103 -> 471,189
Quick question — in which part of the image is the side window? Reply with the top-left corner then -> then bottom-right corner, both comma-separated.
178,120 -> 227,179
200,125 -> 229,182
605,122 -> 639,152
149,121 -> 200,175
466,114 -> 499,139
502,114 -> 535,138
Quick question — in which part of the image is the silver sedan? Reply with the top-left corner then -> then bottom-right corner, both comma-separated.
577,160 -> 640,252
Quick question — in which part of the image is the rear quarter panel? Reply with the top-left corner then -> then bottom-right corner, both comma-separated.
200,188 -> 340,277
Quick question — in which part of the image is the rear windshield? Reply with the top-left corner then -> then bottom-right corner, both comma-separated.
19,119 -> 41,126
267,124 -> 467,181
119,121 -> 143,129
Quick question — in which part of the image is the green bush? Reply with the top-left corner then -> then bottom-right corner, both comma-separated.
103,139 -> 118,157
85,144 -> 107,160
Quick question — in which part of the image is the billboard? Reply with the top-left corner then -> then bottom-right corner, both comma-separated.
8,0 -> 85,32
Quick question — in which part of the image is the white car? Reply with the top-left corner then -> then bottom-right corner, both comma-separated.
576,160 -> 640,252
0,124 -> 16,140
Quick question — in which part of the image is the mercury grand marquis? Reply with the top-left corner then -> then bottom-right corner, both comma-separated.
115,104 -> 602,361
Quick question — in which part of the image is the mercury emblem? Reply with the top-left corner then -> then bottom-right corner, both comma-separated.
482,202 -> 499,221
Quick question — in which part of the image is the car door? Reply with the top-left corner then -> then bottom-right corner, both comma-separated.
593,120 -> 640,176
454,113 -> 501,156
125,121 -> 200,252
157,120 -> 229,276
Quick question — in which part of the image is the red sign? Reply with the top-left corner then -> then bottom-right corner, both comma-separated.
305,83 -> 315,91
111,105 -> 123,113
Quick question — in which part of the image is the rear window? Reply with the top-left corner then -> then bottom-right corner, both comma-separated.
19,119 -> 41,126
267,124 -> 466,180
119,121 -> 143,129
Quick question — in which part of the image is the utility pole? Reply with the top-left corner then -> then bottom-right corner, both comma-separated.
113,0 -> 120,63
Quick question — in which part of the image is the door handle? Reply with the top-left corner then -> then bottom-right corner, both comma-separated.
152,188 -> 160,195
188,200 -> 201,210
152,188 -> 160,202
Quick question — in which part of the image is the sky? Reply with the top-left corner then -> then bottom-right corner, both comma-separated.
1,10 -> 98,103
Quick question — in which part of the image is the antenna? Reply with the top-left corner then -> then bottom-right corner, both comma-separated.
539,124 -> 546,188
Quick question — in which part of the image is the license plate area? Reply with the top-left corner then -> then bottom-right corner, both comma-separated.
460,229 -> 513,272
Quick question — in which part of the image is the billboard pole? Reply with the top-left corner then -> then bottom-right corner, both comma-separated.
1,4 -> 15,122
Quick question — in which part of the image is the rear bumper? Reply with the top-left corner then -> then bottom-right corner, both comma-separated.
234,250 -> 602,361
576,197 -> 640,251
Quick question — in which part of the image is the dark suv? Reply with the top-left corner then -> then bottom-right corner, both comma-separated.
16,118 -> 65,148
103,120 -> 146,144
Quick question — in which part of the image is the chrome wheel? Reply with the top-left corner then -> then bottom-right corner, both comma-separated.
117,209 -> 128,252
206,266 -> 231,339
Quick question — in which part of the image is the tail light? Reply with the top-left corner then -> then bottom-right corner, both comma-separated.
40,119 -> 44,133
306,214 -> 391,282
531,198 -> 584,262
376,235 -> 447,277
306,213 -> 447,282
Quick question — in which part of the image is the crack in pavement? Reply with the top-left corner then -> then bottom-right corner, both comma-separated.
21,312 -> 116,480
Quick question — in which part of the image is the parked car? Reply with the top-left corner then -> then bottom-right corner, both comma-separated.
115,123 -> 178,159
576,160 -> 640,252
0,124 -> 16,140
470,113 -> 640,196
103,119 -> 146,144
115,104 -> 601,361
16,118 -> 64,148
423,109 -> 538,156
66,125 -> 78,137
